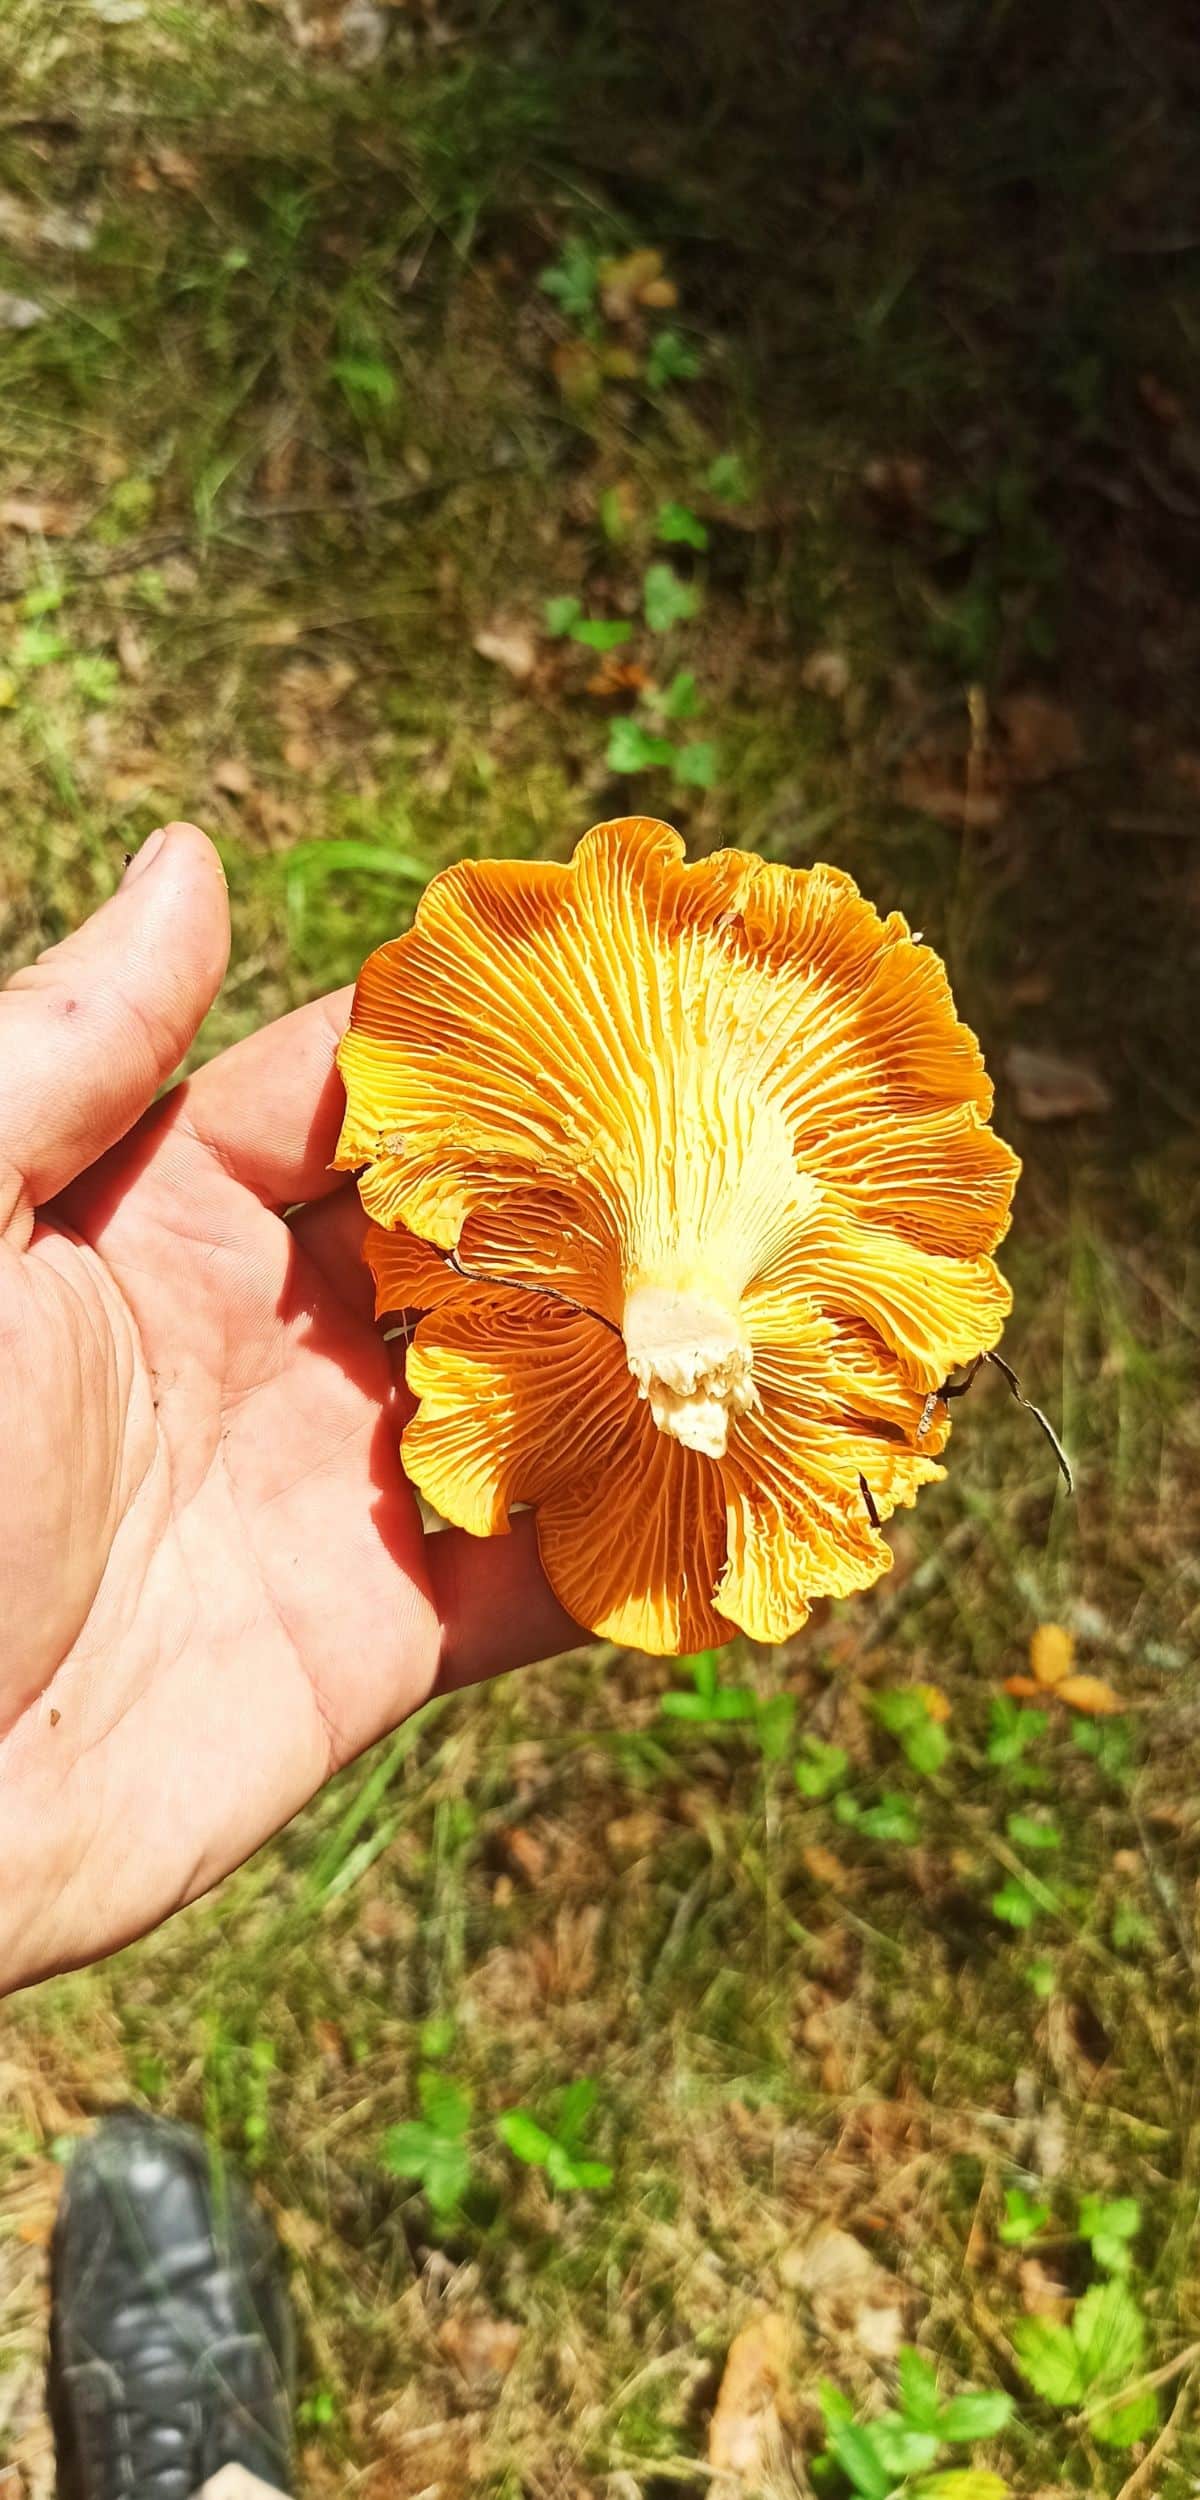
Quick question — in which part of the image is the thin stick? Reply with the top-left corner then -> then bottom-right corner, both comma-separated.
985,1350 -> 1074,1491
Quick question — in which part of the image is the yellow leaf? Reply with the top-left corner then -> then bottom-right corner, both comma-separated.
1056,1674 -> 1124,1717
707,2313 -> 790,2476
1029,1623 -> 1075,1688
913,1680 -> 952,1723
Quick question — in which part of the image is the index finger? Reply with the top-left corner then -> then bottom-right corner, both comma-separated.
178,984 -> 355,1206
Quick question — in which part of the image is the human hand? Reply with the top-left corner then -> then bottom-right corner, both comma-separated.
0,825 -> 581,1995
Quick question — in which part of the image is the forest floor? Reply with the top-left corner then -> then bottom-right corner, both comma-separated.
1,3 -> 1199,2494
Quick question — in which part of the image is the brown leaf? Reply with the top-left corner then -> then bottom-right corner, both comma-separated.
801,647 -> 852,703
151,144 -> 202,190
283,733 -> 320,772
212,756 -> 252,798
437,2310 -> 522,2387
999,691 -> 1084,783
473,619 -> 538,681
605,1809 -> 662,1861
1019,2255 -> 1072,2320
599,248 -> 668,323
551,339 -> 601,407
585,657 -> 649,698
782,2225 -> 906,2359
115,620 -> 148,681
1139,372 -> 1184,429
862,453 -> 927,516
0,495 -> 79,537
496,1824 -> 546,1887
897,759 -> 1003,827
707,2313 -> 790,2478
1029,1624 -> 1075,1689
801,1843 -> 852,1893
1005,1045 -> 1111,1122
1056,1674 -> 1124,1717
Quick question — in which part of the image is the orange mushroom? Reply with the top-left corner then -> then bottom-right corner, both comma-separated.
334,817 -> 1019,1652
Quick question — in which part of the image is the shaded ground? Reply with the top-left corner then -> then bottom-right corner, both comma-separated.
1,3 -> 1199,2494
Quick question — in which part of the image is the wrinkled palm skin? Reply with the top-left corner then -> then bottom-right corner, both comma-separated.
0,827 -> 577,1996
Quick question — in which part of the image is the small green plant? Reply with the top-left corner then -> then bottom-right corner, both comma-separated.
990,1877 -> 1042,1931
1078,2194 -> 1141,2276
662,1650 -> 758,1726
543,593 -> 632,651
1072,1717 -> 1134,1785
538,238 -> 601,326
297,2385 -> 339,2436
661,1653 -> 794,1762
871,1687 -> 951,1778
1013,2276 -> 1155,2450
645,328 -> 702,388
496,2078 -> 611,2195
606,715 -> 716,790
656,499 -> 709,550
329,354 -> 398,413
813,2347 -> 1013,2496
380,2071 -> 474,2217
834,1791 -> 922,1845
705,449 -> 750,502
998,2185 -> 1050,2246
985,1696 -> 1048,1780
643,561 -> 701,633
794,1736 -> 850,1800
1004,1810 -> 1061,1852
1110,1899 -> 1153,1954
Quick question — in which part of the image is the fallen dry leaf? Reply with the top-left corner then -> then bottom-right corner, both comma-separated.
551,338 -> 601,407
1030,1623 -> 1075,1688
585,657 -> 649,699
437,2310 -> 522,2387
999,690 -> 1084,783
1139,372 -> 1184,429
116,619 -> 148,681
861,452 -> 927,515
151,144 -> 202,190
1056,1674 -> 1124,1717
707,2312 -> 790,2479
801,648 -> 852,703
1019,2255 -> 1072,2320
212,756 -> 253,798
801,1843 -> 852,1893
599,248 -> 675,324
605,1808 -> 662,1861
0,495 -> 79,537
1020,1630 -> 1123,1716
496,1824 -> 546,1887
473,619 -> 537,681
782,2225 -> 906,2360
897,759 -> 1004,828
1005,1044 -> 1111,1122
0,291 -> 48,332
1171,748 -> 1200,797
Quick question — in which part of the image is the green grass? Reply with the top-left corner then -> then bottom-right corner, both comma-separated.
3,2 -> 1200,2494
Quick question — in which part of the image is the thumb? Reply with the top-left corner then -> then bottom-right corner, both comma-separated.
0,824 -> 230,1242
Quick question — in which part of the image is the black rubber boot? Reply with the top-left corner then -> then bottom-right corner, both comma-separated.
48,2110 -> 294,2499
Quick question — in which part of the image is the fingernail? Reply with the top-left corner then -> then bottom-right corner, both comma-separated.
121,827 -> 168,886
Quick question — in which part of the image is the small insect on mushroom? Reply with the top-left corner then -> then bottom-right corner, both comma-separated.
334,817 -> 1024,1652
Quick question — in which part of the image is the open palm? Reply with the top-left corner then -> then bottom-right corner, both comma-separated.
0,825 -> 578,1996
